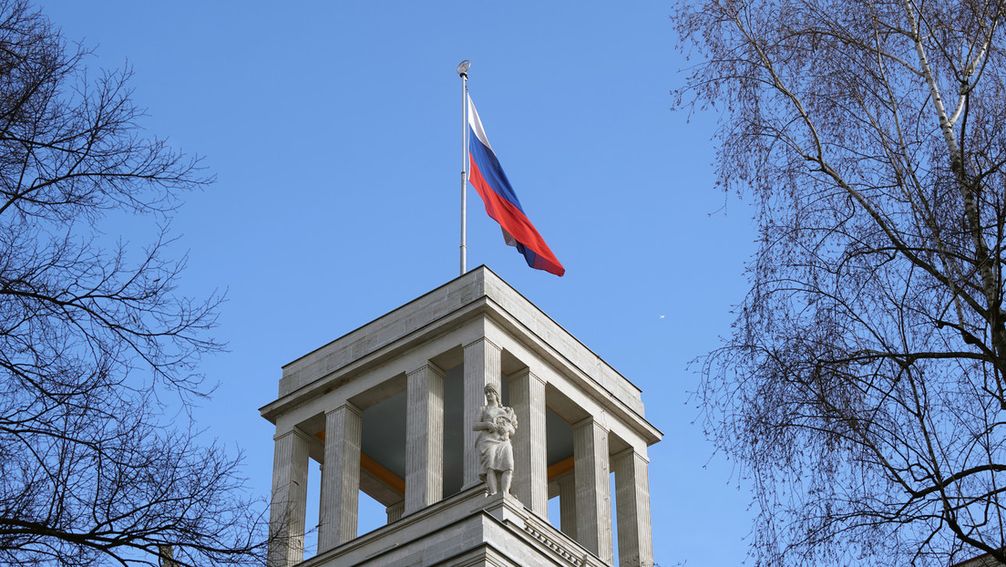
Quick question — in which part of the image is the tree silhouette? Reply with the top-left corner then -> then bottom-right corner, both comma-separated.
676,0 -> 1006,564
0,1 -> 265,564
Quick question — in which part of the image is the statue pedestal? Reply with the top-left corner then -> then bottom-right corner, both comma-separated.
300,486 -> 607,567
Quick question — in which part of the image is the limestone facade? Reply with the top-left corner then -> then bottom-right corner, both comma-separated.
260,266 -> 662,566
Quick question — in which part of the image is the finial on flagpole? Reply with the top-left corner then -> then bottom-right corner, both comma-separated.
457,59 -> 470,77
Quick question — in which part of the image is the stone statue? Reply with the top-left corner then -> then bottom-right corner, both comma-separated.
472,383 -> 517,496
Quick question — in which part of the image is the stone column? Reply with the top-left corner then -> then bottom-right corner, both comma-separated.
463,337 -> 501,488
614,449 -> 653,567
557,473 -> 577,539
386,501 -> 404,523
316,463 -> 324,533
318,403 -> 362,553
509,369 -> 547,516
573,417 -> 613,563
267,428 -> 310,567
405,362 -> 445,514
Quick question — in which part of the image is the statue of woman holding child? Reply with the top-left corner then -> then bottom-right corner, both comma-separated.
472,384 -> 518,496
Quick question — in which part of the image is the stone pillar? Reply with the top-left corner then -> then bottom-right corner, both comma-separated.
405,362 -> 445,514
386,501 -> 404,523
573,417 -> 613,563
318,403 -> 362,553
614,449 -> 653,567
509,369 -> 547,516
557,473 -> 577,539
463,337 -> 501,488
267,428 -> 310,567
317,463 -> 324,533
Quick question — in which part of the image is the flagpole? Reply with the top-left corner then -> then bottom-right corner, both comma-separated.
458,59 -> 470,276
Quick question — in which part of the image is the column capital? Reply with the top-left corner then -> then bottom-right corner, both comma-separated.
573,414 -> 609,431
462,336 -> 501,352
325,401 -> 361,418
273,427 -> 314,444
612,446 -> 650,463
507,366 -> 546,385
406,361 -> 445,378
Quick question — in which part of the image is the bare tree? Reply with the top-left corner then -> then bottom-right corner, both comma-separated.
674,0 -> 1006,564
0,1 -> 265,564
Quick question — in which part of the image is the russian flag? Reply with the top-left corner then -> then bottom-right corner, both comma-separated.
467,95 -> 565,277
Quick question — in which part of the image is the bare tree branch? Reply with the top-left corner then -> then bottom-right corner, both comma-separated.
0,1 -> 269,565
675,0 -> 1006,563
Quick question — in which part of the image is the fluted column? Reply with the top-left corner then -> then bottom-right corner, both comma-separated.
317,463 -> 324,532
509,368 -> 547,516
386,501 -> 404,523
614,449 -> 653,567
267,428 -> 310,567
573,417 -> 613,563
463,337 -> 501,488
405,362 -> 445,514
318,403 -> 362,552
557,473 -> 577,539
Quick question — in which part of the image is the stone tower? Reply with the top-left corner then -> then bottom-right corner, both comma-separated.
260,267 -> 662,566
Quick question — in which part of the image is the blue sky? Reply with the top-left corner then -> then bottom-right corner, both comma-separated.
39,2 -> 758,564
